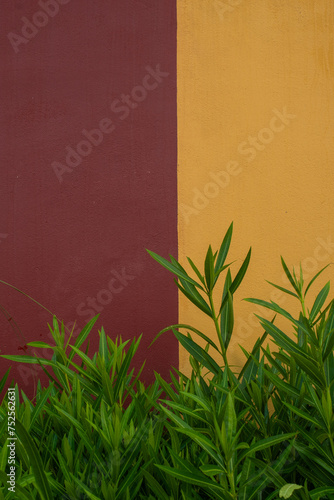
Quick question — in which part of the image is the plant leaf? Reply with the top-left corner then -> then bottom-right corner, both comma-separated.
187,256 -> 206,285
219,247 -> 251,313
220,270 -> 234,350
147,249 -> 204,290
279,483 -> 303,498
15,419 -> 54,500
305,263 -> 332,296
310,282 -> 330,323
280,257 -> 300,296
149,323 -> 220,352
204,245 -> 215,291
173,330 -> 222,376
155,465 -> 230,496
175,279 -> 212,317
69,314 -> 99,361
242,433 -> 296,459
214,222 -> 233,274
266,281 -> 299,299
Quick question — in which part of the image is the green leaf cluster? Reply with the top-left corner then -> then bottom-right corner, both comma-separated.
1,223 -> 334,499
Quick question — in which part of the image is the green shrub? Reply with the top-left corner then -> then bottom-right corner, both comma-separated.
149,223 -> 334,499
1,223 -> 334,499
0,318 -> 167,499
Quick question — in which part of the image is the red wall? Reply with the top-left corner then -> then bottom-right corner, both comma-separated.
0,0 -> 177,397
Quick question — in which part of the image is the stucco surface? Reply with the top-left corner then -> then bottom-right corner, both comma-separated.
178,0 -> 334,374
1,0 -> 178,396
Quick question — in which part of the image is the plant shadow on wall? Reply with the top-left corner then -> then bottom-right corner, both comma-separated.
1,223 -> 334,498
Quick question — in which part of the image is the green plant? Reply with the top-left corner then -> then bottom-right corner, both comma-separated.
148,225 -> 334,498
0,318 -> 167,499
245,258 -> 334,494
147,222 -> 251,372
1,224 -> 334,499
147,224 -> 292,498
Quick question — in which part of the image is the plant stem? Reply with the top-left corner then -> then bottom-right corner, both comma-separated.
300,294 -> 307,318
328,433 -> 334,457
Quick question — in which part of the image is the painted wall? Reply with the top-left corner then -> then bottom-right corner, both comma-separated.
2,0 -> 334,394
178,0 -> 334,374
1,0 -> 178,397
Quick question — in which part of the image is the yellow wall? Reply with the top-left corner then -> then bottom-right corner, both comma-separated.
178,0 -> 334,375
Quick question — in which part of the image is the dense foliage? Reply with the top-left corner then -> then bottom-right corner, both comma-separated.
1,223 -> 334,499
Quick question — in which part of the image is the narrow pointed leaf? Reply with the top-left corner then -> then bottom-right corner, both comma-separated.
70,314 -> 99,361
281,257 -> 300,296
149,323 -> 219,352
142,470 -> 170,500
173,330 -> 222,376
204,245 -> 215,291
175,280 -> 212,317
220,270 -> 234,349
155,465 -> 230,496
219,247 -> 251,313
310,486 -> 334,499
187,256 -> 206,285
0,368 -> 10,395
214,222 -> 233,274
147,249 -> 204,289
200,464 -> 226,477
238,330 -> 268,380
283,402 -> 322,427
290,352 -> 326,388
27,342 -> 52,348
266,281 -> 299,299
30,383 -> 54,431
245,441 -> 295,500
305,263 -> 331,296
244,298 -> 295,323
243,433 -> 296,457
15,419 -> 54,500
257,317 -> 312,358
322,328 -> 334,360
0,354 -> 53,365
310,282 -> 330,322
